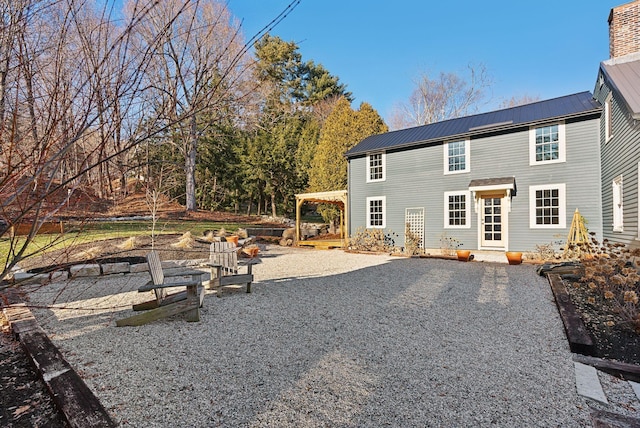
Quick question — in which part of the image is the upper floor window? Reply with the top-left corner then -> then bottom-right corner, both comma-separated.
529,183 -> 566,229
529,122 -> 565,165
605,94 -> 613,143
366,196 -> 385,228
444,140 -> 470,174
367,152 -> 385,182
444,191 -> 471,228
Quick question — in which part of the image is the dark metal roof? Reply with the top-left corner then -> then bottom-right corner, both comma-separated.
345,91 -> 601,158
601,56 -> 640,119
468,177 -> 516,189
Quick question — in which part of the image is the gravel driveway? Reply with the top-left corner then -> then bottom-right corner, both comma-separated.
27,245 -> 591,427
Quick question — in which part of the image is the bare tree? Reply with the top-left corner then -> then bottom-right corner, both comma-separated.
497,94 -> 541,109
0,0 -> 301,284
390,63 -> 492,130
0,0 -> 165,284
131,0 -> 252,212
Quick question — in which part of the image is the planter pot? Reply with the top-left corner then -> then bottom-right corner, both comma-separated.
226,235 -> 239,246
506,251 -> 522,265
456,250 -> 471,262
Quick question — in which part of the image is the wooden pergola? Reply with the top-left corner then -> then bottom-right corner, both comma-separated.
295,190 -> 348,249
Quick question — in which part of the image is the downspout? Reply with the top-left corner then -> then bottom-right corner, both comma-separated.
346,159 -> 351,241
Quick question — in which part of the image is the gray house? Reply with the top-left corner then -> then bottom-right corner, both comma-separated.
345,92 -> 603,254
593,0 -> 640,246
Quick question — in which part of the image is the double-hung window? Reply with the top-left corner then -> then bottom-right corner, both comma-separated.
444,191 -> 471,228
529,184 -> 566,228
367,152 -> 385,182
529,122 -> 565,165
366,196 -> 385,228
444,140 -> 470,174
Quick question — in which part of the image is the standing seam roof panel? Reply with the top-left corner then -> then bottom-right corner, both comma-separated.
346,91 -> 601,158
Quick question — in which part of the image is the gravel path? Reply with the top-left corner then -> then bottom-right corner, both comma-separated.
26,245 -> 594,427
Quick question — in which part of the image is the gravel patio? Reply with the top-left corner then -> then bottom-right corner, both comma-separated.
25,245 -> 595,427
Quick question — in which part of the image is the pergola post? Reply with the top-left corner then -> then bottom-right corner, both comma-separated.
294,190 -> 348,248
295,196 -> 303,242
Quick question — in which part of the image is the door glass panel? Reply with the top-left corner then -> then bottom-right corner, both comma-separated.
482,197 -> 503,246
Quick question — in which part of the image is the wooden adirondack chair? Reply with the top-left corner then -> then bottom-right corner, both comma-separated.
206,241 -> 255,295
116,251 -> 205,327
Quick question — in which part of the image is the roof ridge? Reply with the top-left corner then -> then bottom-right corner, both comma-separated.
346,92 -> 600,157
395,91 -> 594,134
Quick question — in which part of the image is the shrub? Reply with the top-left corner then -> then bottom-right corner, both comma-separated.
404,223 -> 422,256
349,227 -> 397,252
439,232 -> 461,257
579,236 -> 640,333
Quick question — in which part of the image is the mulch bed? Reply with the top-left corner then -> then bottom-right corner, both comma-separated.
563,278 -> 640,366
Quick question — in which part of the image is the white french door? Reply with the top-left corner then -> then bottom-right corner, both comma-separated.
481,196 -> 505,248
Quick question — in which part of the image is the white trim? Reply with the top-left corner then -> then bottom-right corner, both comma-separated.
468,183 -> 514,193
529,183 -> 566,229
443,191 -> 471,229
405,207 -> 425,249
443,139 -> 470,175
605,93 -> 613,143
613,175 -> 623,232
366,196 -> 386,228
529,122 -> 566,165
366,152 -> 385,183
478,195 -> 508,249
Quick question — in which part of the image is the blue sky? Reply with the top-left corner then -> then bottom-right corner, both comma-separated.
228,0 -> 622,123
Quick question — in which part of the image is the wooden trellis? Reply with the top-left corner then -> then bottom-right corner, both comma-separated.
563,208 -> 591,259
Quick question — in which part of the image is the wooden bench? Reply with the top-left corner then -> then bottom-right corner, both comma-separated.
205,241 -> 256,295
116,251 -> 205,327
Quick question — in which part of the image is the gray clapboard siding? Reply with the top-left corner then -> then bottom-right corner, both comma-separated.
349,116 -> 602,252
595,80 -> 640,245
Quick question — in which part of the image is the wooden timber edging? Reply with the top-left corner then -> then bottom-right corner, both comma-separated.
573,354 -> 640,383
547,273 -> 594,355
546,273 -> 640,382
3,304 -> 116,428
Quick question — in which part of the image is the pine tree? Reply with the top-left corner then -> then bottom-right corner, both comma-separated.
309,98 -> 387,192
308,97 -> 387,225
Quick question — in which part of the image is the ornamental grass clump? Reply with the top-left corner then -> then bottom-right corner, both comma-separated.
579,235 -> 640,333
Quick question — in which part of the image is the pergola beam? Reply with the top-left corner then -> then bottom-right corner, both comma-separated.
295,190 -> 348,244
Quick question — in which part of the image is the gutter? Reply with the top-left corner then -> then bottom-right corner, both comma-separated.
345,107 -> 602,159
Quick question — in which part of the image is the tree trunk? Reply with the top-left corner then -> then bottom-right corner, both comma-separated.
185,115 -> 198,211
271,192 -> 277,217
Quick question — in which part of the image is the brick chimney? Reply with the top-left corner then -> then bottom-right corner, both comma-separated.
609,1 -> 640,58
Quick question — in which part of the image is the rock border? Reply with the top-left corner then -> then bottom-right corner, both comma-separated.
10,258 -> 208,286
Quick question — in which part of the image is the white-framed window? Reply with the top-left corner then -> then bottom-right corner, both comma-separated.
529,183 -> 566,229
613,175 -> 623,232
605,94 -> 613,143
366,152 -> 385,182
444,191 -> 471,228
529,122 -> 566,165
443,139 -> 470,174
366,196 -> 385,228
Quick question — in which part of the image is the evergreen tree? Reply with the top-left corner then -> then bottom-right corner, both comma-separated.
246,34 -> 350,216
309,98 -> 388,224
309,98 -> 387,192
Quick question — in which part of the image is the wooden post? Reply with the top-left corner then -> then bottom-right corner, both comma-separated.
295,196 -> 303,243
